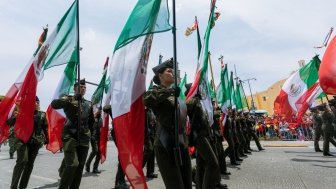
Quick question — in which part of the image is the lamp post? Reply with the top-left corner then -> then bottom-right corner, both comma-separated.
243,78 -> 257,110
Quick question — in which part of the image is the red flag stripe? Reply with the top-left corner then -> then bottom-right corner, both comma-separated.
46,106 -> 65,153
113,96 -> 146,189
14,64 -> 38,143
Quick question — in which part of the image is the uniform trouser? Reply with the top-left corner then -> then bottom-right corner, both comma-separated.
314,128 -> 323,151
232,133 -> 241,159
11,142 -> 40,189
86,140 -> 100,170
195,137 -> 220,189
143,136 -> 155,175
115,160 -> 127,186
237,132 -> 247,155
250,132 -> 263,150
9,136 -> 17,156
214,140 -> 227,173
243,131 -> 251,150
223,131 -> 237,163
58,138 -> 89,189
323,130 -> 336,155
154,144 -> 192,189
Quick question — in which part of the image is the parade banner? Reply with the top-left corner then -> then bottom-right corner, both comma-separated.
108,0 -> 171,188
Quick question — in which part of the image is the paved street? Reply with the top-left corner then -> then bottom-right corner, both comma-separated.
0,141 -> 335,189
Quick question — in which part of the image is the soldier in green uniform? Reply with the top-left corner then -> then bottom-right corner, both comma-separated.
85,107 -> 103,174
244,112 -> 264,151
186,84 -> 227,189
143,58 -> 192,189
143,107 -> 158,178
212,103 -> 230,175
6,105 -> 19,159
318,103 -> 336,156
223,108 -> 240,165
51,79 -> 94,189
328,99 -> 336,139
310,107 -> 323,152
9,96 -> 48,189
231,109 -> 244,161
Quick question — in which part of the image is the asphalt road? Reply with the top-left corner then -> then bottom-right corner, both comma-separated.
0,140 -> 335,189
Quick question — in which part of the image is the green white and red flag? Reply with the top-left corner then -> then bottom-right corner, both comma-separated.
186,0 -> 217,126
274,56 -> 323,122
0,0 -> 78,144
91,57 -> 109,163
42,0 -> 79,153
107,0 -> 171,188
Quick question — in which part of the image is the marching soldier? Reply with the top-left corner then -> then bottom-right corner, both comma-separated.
143,58 -> 192,189
328,99 -> 336,139
318,103 -> 336,156
9,96 -> 48,189
51,79 -> 94,189
212,103 -> 230,175
244,112 -> 265,151
310,106 -> 323,152
223,108 -> 240,165
185,84 -> 227,189
85,107 -> 103,174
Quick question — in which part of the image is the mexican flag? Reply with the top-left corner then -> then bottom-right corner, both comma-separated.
216,63 -> 230,127
108,0 -> 171,188
274,56 -> 322,122
0,0 -> 78,143
46,61 -> 78,153
186,0 -> 217,127
42,0 -> 79,153
91,57 -> 109,163
235,80 -> 248,111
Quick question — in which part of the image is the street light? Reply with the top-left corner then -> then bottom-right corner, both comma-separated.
242,78 -> 257,110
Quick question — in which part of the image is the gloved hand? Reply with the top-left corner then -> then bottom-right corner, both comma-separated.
173,86 -> 181,97
75,94 -> 82,101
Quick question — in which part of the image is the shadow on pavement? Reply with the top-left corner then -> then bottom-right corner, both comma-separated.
35,180 -> 59,188
291,158 -> 336,163
312,164 -> 336,169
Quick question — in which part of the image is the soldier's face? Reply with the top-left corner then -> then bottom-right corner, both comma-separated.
74,84 -> 86,96
35,100 -> 40,111
159,68 -> 174,86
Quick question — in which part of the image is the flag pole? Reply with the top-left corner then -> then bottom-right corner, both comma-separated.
76,0 -> 81,142
208,51 -> 216,94
172,0 -> 182,166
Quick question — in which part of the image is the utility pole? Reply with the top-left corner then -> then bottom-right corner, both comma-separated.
243,78 -> 257,110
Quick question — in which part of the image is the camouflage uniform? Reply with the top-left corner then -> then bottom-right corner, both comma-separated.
144,85 -> 192,189
186,96 -> 220,189
51,95 -> 94,189
9,110 -> 48,189
85,113 -> 102,173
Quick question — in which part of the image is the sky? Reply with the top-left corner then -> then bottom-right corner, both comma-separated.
0,0 -> 335,110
